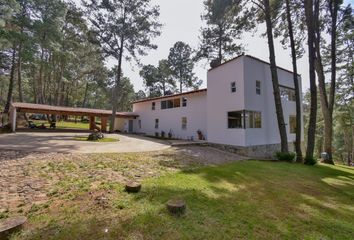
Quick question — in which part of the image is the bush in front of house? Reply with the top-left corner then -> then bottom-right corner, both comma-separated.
275,151 -> 296,162
304,156 -> 317,165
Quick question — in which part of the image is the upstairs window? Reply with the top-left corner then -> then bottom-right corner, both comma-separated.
182,97 -> 187,107
152,102 -> 155,110
280,86 -> 296,101
256,81 -> 261,95
161,98 -> 181,109
155,119 -> 159,129
231,82 -> 236,93
181,117 -> 187,130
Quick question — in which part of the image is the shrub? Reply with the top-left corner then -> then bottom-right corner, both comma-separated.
275,152 -> 296,162
304,156 -> 317,165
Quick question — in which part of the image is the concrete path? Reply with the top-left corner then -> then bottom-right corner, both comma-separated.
0,132 -> 170,153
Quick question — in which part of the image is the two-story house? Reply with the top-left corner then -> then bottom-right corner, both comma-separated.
129,54 -> 303,157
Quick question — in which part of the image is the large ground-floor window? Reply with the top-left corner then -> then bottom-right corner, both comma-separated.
228,111 -> 243,128
228,110 -> 262,129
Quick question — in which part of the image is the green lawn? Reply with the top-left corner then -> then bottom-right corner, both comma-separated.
11,158 -> 354,240
31,120 -> 90,130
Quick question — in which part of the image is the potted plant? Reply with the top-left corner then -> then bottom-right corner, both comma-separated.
168,129 -> 173,139
197,130 -> 204,140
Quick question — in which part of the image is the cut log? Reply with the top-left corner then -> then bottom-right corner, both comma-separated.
125,182 -> 141,193
166,199 -> 186,215
0,216 -> 27,239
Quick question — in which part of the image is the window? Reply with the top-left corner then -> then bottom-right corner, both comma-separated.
228,111 -> 243,128
155,119 -> 159,129
245,111 -> 262,128
161,101 -> 167,109
174,98 -> 180,107
182,97 -> 187,107
280,86 -> 296,101
231,82 -> 236,93
228,110 -> 262,129
254,112 -> 262,128
289,115 -> 296,134
161,98 -> 181,109
181,117 -> 187,130
256,81 -> 261,95
152,102 -> 155,110
138,119 -> 141,129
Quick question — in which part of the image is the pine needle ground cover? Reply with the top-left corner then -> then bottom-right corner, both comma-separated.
1,149 -> 353,240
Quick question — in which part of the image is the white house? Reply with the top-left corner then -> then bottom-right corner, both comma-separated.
129,55 -> 303,157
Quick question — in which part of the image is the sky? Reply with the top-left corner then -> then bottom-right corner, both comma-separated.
80,0 -> 354,93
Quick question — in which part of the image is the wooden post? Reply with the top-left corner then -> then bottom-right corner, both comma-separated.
89,116 -> 95,131
101,117 -> 108,132
9,107 -> 17,132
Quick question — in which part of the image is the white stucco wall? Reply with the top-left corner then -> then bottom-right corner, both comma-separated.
206,55 -> 303,147
243,56 -> 304,146
132,91 -> 207,140
114,118 -> 128,132
206,56 -> 246,146
131,55 -> 303,148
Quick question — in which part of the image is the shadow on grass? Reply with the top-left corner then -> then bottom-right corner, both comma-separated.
11,160 -> 354,240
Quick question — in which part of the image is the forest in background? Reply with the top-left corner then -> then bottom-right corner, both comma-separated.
0,0 -> 353,164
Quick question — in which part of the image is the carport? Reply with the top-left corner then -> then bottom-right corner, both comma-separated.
9,102 -> 138,132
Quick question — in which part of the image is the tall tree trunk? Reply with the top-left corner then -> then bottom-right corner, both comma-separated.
263,0 -> 289,153
4,47 -> 17,113
179,69 -> 183,93
285,0 -> 303,162
38,46 -> 45,104
17,34 -> 24,103
313,0 -> 335,164
109,37 -> 124,132
17,39 -> 28,121
162,82 -> 166,95
56,62 -> 64,106
31,67 -> 38,103
218,24 -> 223,61
82,82 -> 89,108
304,0 -> 317,160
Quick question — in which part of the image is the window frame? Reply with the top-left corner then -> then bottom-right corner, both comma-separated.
161,98 -> 181,110
155,118 -> 159,129
280,86 -> 296,102
256,80 -> 261,95
152,102 -> 156,110
227,111 -> 244,129
231,82 -> 236,93
228,110 -> 262,129
181,117 -> 187,130
182,97 -> 187,107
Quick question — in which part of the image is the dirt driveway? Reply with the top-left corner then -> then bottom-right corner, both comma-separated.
0,132 -> 170,153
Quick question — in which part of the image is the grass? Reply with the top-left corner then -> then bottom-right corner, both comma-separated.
31,120 -> 90,130
73,136 -> 119,142
7,155 -> 354,240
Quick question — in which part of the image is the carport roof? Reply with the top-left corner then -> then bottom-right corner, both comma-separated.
11,102 -> 138,118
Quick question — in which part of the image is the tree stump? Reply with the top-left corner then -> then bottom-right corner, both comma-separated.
0,216 -> 27,239
166,199 -> 186,215
125,182 -> 141,193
